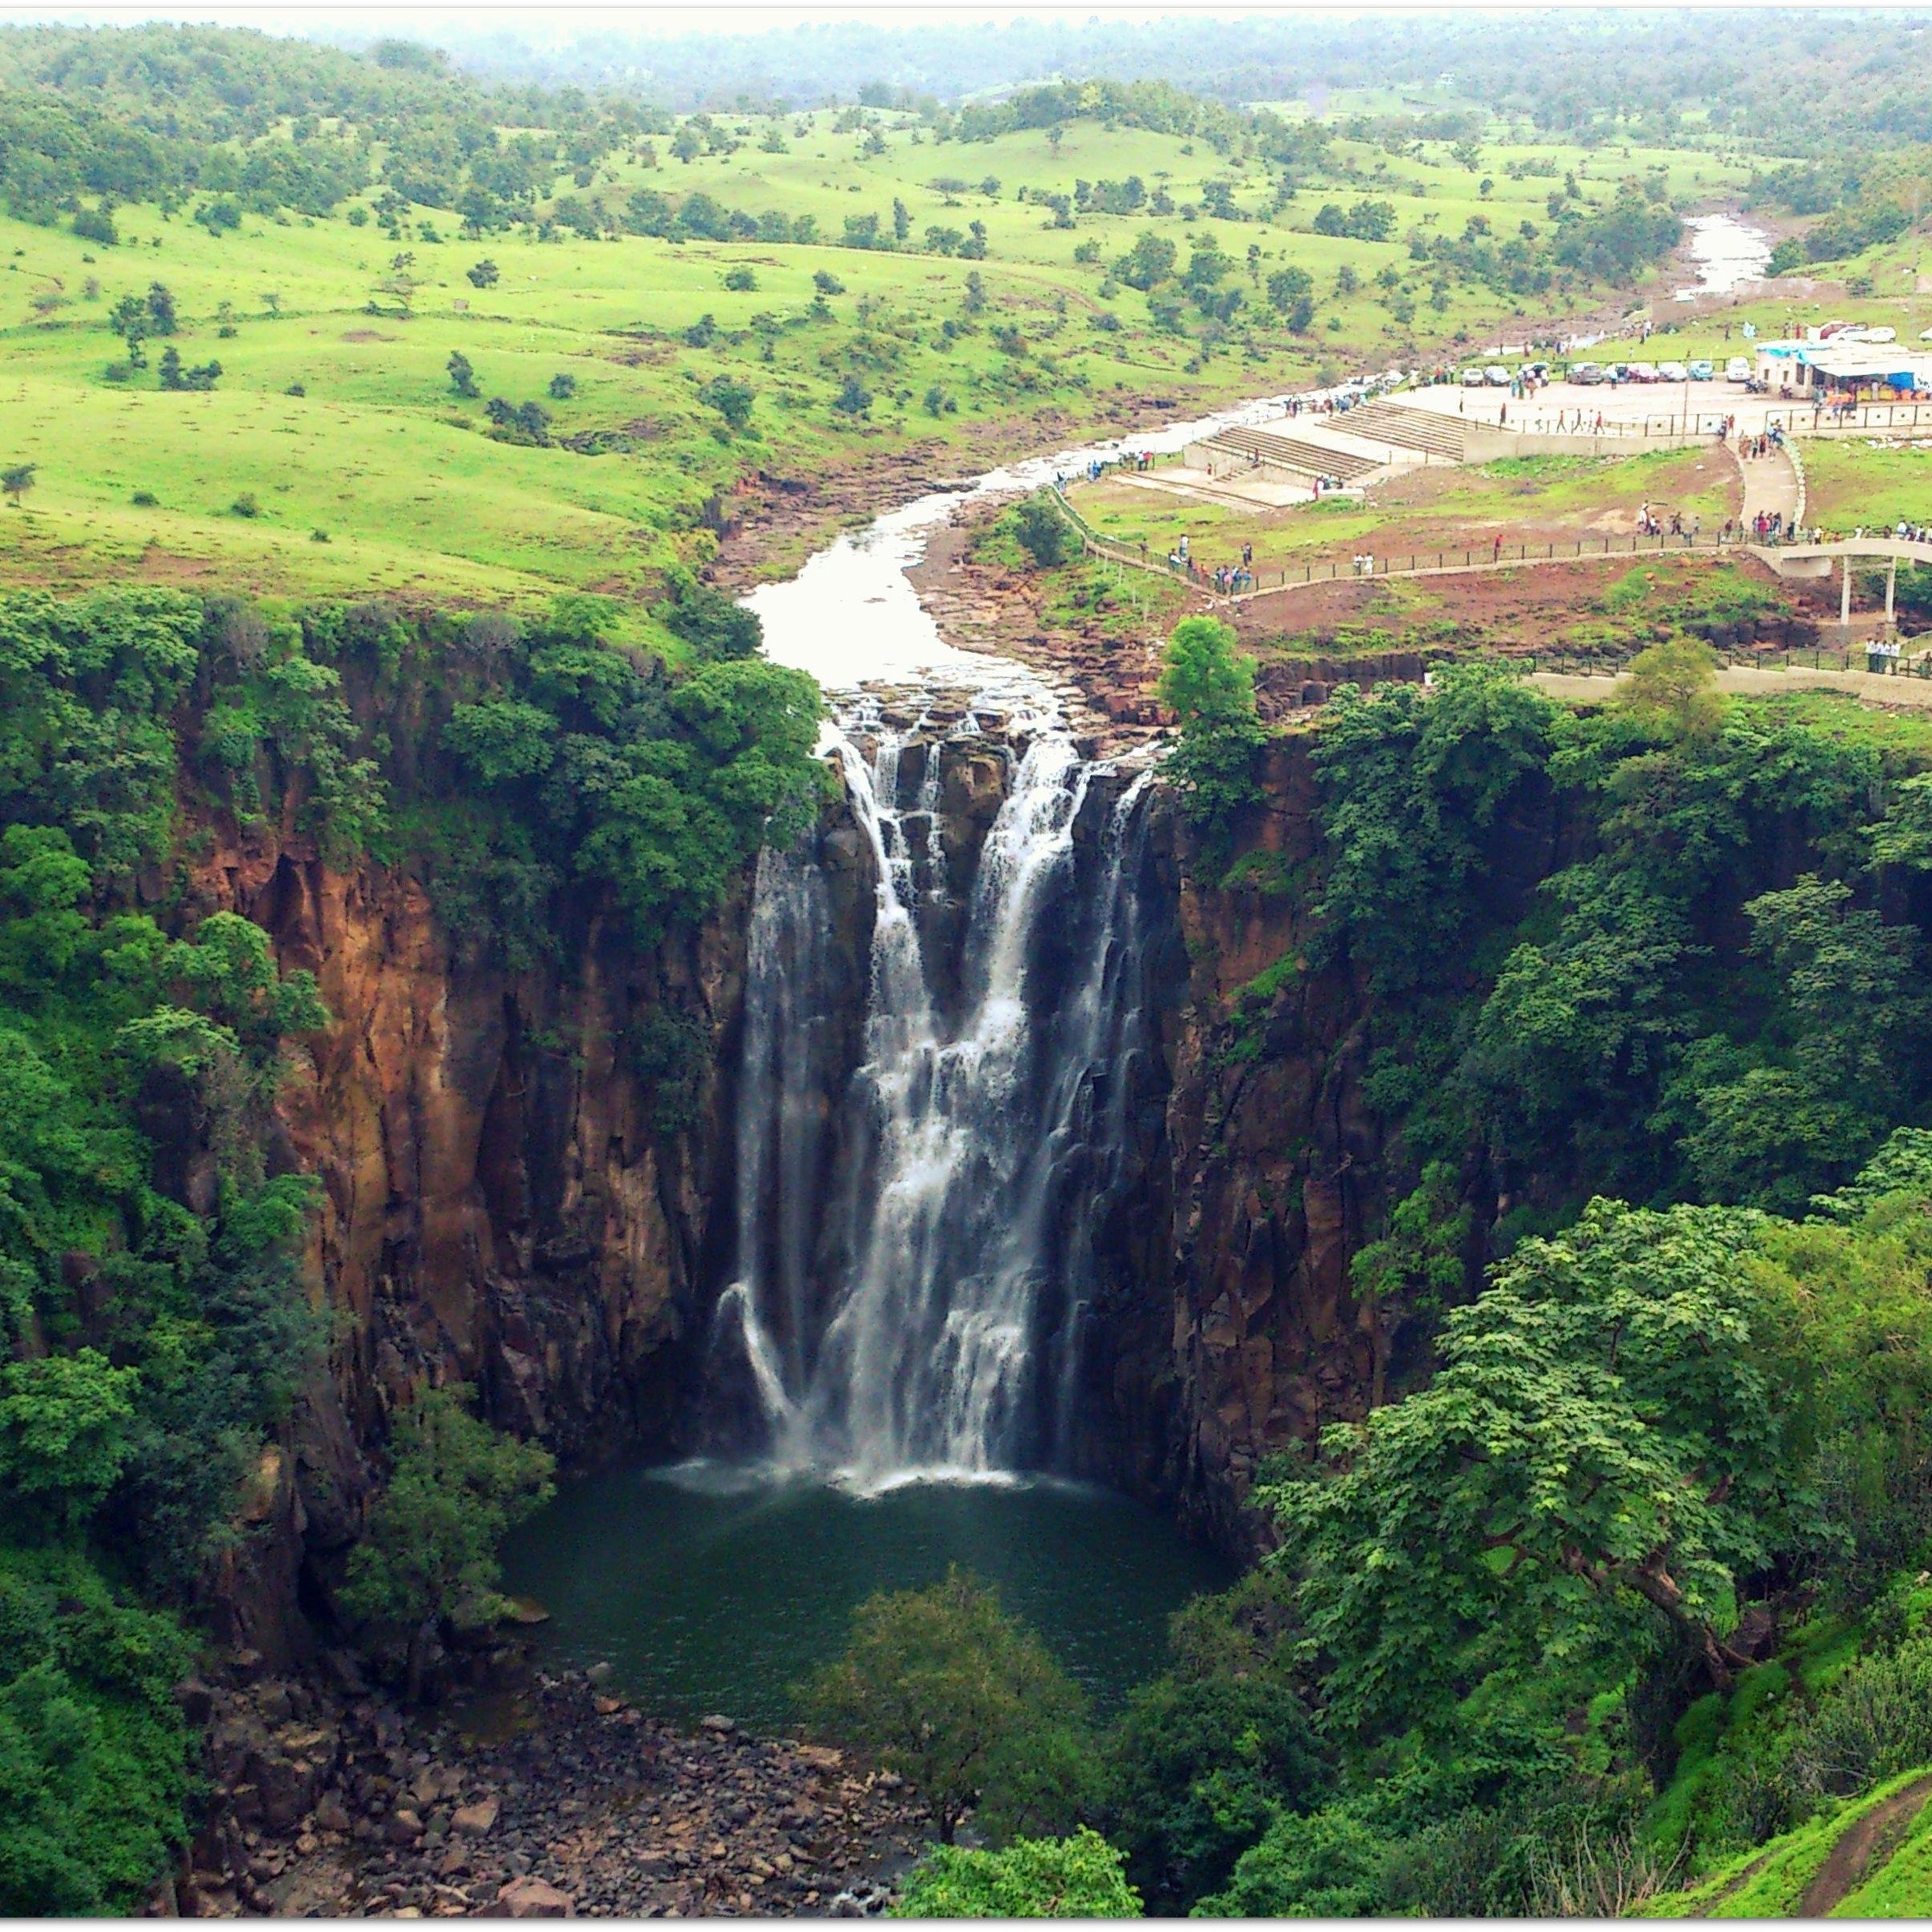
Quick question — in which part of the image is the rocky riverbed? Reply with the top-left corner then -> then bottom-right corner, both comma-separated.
173,1659 -> 933,1918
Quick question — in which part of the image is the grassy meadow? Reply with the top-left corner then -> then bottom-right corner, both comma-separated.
0,97 -> 1786,635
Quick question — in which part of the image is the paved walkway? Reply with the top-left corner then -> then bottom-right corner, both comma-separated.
1732,436 -> 1804,533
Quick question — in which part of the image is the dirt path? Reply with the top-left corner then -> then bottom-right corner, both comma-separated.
1534,663 -> 1932,709
1797,1773 -> 1932,1917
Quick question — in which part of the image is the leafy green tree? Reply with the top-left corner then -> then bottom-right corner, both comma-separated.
465,258 -> 498,287
0,465 -> 33,510
1101,1579 -> 1326,1909
891,1829 -> 1141,1918
341,1385 -> 555,1701
1158,617 -> 1267,876
1196,1806 -> 1389,1918
832,374 -> 873,417
1009,492 -> 1073,568
1114,231 -> 1177,291
799,1567 -> 1092,1844
1620,635 -> 1727,739
1261,1200 -> 1815,1738
658,580 -> 763,662
1311,664 -> 1556,992
1464,862 -> 1698,1170
0,1350 -> 139,1532
444,696 -> 559,784
447,349 -> 478,397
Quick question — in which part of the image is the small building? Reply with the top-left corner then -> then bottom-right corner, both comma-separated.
1754,339 -> 1932,398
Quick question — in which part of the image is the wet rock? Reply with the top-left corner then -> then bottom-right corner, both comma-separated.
700,1714 -> 737,1736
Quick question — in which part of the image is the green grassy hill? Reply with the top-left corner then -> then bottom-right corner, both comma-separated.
0,42 -> 1786,644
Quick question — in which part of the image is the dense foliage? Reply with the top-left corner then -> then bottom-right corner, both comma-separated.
0,583 -> 823,1905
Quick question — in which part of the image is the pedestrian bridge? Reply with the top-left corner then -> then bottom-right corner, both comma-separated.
1751,537 -> 1932,626
1753,537 -> 1932,573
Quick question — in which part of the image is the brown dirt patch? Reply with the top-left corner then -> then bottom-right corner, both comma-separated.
1229,552 -> 1786,655
340,328 -> 398,343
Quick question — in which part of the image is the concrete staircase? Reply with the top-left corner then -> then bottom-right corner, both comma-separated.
1341,401 -> 1470,462
1194,424 -> 1385,485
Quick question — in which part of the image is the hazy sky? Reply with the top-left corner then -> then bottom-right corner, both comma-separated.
0,0 -> 1798,30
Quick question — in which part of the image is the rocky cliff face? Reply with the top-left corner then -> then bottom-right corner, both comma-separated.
178,823 -> 753,1657
1070,735 -> 1558,1549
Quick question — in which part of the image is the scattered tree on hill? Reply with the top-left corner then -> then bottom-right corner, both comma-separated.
547,371 -> 576,400
812,269 -> 844,295
1009,492 -> 1074,568
143,282 -> 176,334
697,374 -> 756,432
800,1567 -> 1092,1845
832,374 -> 873,418
340,1385 -> 555,1702
156,346 -> 221,390
447,350 -> 478,398
1,463 -> 35,508
108,292 -> 150,366
465,258 -> 499,288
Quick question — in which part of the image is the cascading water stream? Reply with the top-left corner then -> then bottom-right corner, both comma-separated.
720,701 -> 1158,1489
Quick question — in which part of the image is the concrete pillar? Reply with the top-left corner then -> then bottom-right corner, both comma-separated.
1843,553 -> 1853,625
1888,556 -> 1898,629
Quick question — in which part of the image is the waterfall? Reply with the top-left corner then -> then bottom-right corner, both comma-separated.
719,705 -> 1158,1488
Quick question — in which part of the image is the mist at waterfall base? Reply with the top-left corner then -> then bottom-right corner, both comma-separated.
501,1463 -> 1235,1728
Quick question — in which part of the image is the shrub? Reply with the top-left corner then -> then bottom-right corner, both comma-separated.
1008,492 -> 1073,569
340,1385 -> 555,1702
891,1830 -> 1141,1918
130,489 -> 157,507
229,493 -> 261,518
723,265 -> 758,291
799,1567 -> 1092,1844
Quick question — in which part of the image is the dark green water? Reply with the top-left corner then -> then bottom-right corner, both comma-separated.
499,1463 -> 1236,1728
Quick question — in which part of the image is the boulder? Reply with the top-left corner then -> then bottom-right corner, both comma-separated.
452,1797 -> 501,1838
497,1876 -> 575,1918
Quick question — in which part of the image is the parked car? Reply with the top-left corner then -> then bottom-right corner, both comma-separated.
1484,365 -> 1511,386
1687,359 -> 1715,381
1626,361 -> 1660,382
1571,361 -> 1603,385
1726,356 -> 1753,382
1657,361 -> 1690,382
1461,367 -> 1488,386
